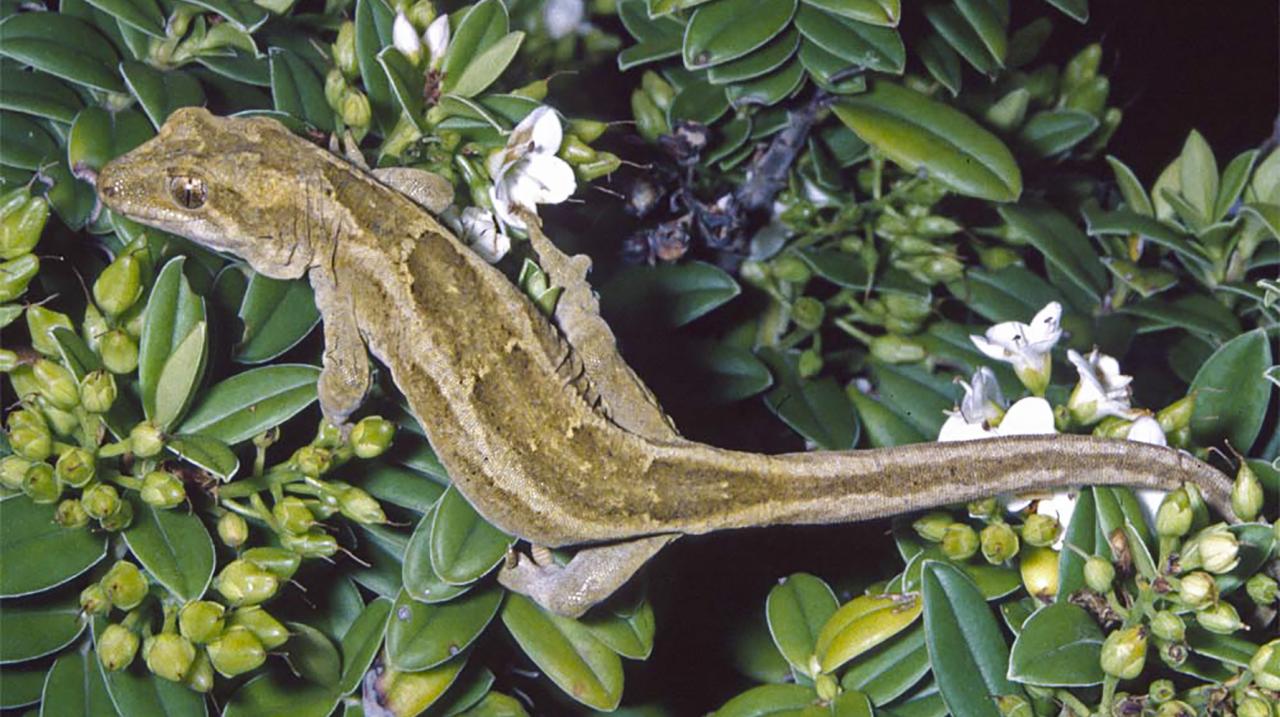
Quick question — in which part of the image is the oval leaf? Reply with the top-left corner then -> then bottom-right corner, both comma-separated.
387,586 -> 503,672
429,486 -> 514,586
0,594 -> 84,664
234,273 -> 321,363
139,257 -> 206,422
122,498 -> 216,602
816,593 -> 922,673
765,572 -> 838,676
500,593 -> 623,710
1007,602 -> 1104,687
683,0 -> 798,70
1189,329 -> 1272,451
179,364 -> 320,444
0,497 -> 106,597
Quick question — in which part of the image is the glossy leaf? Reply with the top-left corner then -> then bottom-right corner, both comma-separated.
339,596 -> 393,695
0,497 -> 106,597
1214,149 -> 1258,222
1043,0 -> 1087,22
365,464 -> 447,514
230,273 -> 321,363
179,364 -> 320,444
351,524 -> 409,597
501,594 -> 623,710
0,13 -> 124,93
0,112 -> 57,170
618,0 -> 683,69
683,0 -> 798,70
603,261 -> 740,328
355,0 -> 396,132
759,348 -> 860,449
377,47 -> 429,134
447,31 -> 525,98
0,62 -> 84,123
225,674 -> 340,717
95,649 -> 207,717
1215,523 -> 1277,595
0,593 -> 84,664
42,650 -> 115,717
833,81 -> 1021,202
847,386 -> 928,447
725,59 -> 805,108
1056,488 -> 1096,601
1007,602 -> 1104,686
668,79 -> 730,125
1178,129 -> 1218,221
123,497 -> 216,602
184,0 -> 269,32
84,0 -> 164,37
1120,293 -> 1241,343
429,486 -> 513,586
998,202 -> 1107,302
120,62 -> 206,131
950,266 -> 1064,324
798,41 -> 868,95
387,586 -> 503,671
166,434 -> 240,481
711,684 -> 818,716
917,32 -> 962,95
139,257 -> 206,422
816,593 -> 922,673
269,47 -> 333,132
582,597 -> 657,660
707,28 -> 800,85
151,321 -> 208,430
0,663 -> 46,709
954,0 -> 1007,65
765,573 -> 838,676
284,622 -> 342,686
794,5 -> 904,74
870,362 -> 956,441
441,0 -> 509,87
802,0 -> 899,26
1017,110 -> 1098,158
922,3 -> 998,76
840,624 -> 929,706
1189,329 -> 1272,451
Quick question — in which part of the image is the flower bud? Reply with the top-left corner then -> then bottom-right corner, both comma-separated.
80,583 -> 110,616
55,447 -> 96,487
0,253 -> 39,302
1156,489 -> 1193,538
337,484 -> 386,524
1253,639 -> 1280,691
333,20 -> 358,79
1238,697 -> 1273,717
98,497 -> 133,531
140,470 -> 186,509
25,305 -> 73,357
913,511 -> 952,542
179,601 -> 226,644
100,330 -> 139,374
796,349 -> 822,379
130,421 -> 165,458
391,11 -> 422,64
272,496 -> 315,534
791,296 -> 825,331
1062,43 -> 1101,91
242,547 -> 301,582
941,523 -> 979,561
1149,610 -> 1185,642
1154,701 -> 1193,717
82,483 -> 121,520
79,370 -> 117,413
93,252 -> 143,317
33,359 -> 79,410
217,512 -> 249,548
340,89 -> 372,130
771,254 -> 811,285
1020,546 -> 1060,600
351,416 -> 395,459
0,455 -> 30,490
1231,462 -> 1264,522
569,118 -> 608,144
1156,394 -> 1194,434
1145,678 -> 1175,703
1085,556 -> 1116,593
976,524 -> 1016,567
214,560 -> 280,606
0,349 -> 17,373
146,633 -> 196,682
1021,513 -> 1062,548
1196,601 -> 1243,634
280,529 -> 339,558
1246,574 -> 1277,606
8,408 -> 52,461
55,498 -> 89,528
23,463 -> 61,504
98,624 -> 141,671
230,606 -> 289,649
640,70 -> 675,111
630,89 -> 667,143
1100,626 -> 1147,680
869,335 -> 926,364
1183,525 -> 1239,574
207,626 -> 266,677
291,445 -> 332,477
38,400 -> 77,438
184,649 -> 214,693
1177,571 -> 1217,609
102,561 -> 148,610
0,192 -> 47,259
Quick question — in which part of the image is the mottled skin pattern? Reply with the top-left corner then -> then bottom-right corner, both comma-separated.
98,109 -> 1234,617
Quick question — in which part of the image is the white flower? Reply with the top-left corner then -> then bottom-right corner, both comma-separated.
1066,348 -> 1138,424
460,206 -> 510,263
1125,415 -> 1169,524
392,12 -> 421,63
487,106 -> 577,231
969,302 -> 1062,395
938,391 -> 1056,442
543,0 -> 585,40
425,14 -> 450,68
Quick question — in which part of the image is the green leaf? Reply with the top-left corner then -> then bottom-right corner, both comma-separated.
923,2 -> 998,76
447,31 -> 525,98
387,586 -> 503,671
364,464 -> 446,514
429,486 -> 513,586
764,573 -> 838,676
840,624 -> 929,706
355,0 -> 396,132
798,41 -> 868,94
1214,523 -> 1277,595
184,0 -> 269,32
501,594 -> 624,711
917,32 -> 962,96
441,0 -> 509,87
707,28 -> 800,85
41,650 -> 116,717
602,261 -> 740,328
0,593 -> 84,664
179,364 -> 319,444
618,0 -> 684,69
949,266 -> 1064,324
351,524 -> 408,597
1119,293 -> 1241,343
683,0 -> 798,70
815,593 -> 922,674
269,47 -> 333,132
0,663 -> 46,709
339,596 -> 393,695
0,62 -> 84,123
668,78 -> 730,125
139,257 -> 206,422
1007,602 -> 1104,686
1105,156 -> 1153,216
582,597 -> 656,660
1017,110 -> 1099,158
83,0 -> 164,38
711,684 -> 817,716
870,362 -> 956,441
0,112 -> 56,170
802,0 -> 899,26
725,58 -> 805,108
1213,149 -> 1258,222
229,272 -> 320,363
404,506 -> 472,603
1185,625 -> 1259,668
0,13 -> 125,93
1179,129 -> 1218,222
1189,329 -> 1272,451
833,81 -> 1021,202
1043,0 -> 1087,22
847,386 -> 928,447
377,46 -> 429,134
758,348 -> 860,449
122,497 -> 215,602
920,561 -> 1023,717
0,497 -> 106,597
998,202 -> 1107,302
284,621 -> 342,686
1080,201 -> 1211,269
1056,488 -> 1096,601
119,62 -> 205,130
151,320 -> 208,430
166,434 -> 240,481
688,341 -> 773,402
224,674 -> 340,717
954,0 -> 1007,65
793,5 -> 905,74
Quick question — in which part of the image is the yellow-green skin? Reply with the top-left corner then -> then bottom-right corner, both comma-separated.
98,109 -> 1233,616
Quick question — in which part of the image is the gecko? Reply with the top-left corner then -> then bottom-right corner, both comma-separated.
97,108 -> 1235,617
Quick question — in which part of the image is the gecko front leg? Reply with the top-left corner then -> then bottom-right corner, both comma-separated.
499,535 -> 679,618
310,265 -> 371,425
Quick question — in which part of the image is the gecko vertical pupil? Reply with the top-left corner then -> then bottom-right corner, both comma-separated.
168,176 -> 207,209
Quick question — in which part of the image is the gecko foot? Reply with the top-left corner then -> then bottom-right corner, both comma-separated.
498,535 -> 678,618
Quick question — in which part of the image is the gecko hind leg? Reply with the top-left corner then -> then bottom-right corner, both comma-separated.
499,534 -> 678,618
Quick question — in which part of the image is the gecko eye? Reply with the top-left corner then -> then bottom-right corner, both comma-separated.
168,175 -> 207,210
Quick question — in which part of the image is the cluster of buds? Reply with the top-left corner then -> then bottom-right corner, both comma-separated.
0,186 -> 47,313
325,20 -> 373,139
910,505 -> 1068,600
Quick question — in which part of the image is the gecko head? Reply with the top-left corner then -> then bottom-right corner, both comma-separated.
97,107 -> 321,279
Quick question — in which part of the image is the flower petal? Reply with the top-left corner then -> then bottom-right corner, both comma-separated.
507,154 -> 577,207
528,106 -> 564,156
393,12 -> 422,60
1126,416 -> 1167,446
1026,301 -> 1063,348
426,14 -> 450,64
489,183 -> 525,230
997,397 -> 1057,436
937,414 -> 995,442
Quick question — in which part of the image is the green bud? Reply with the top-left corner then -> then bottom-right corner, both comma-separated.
511,78 -> 548,101
1231,462 -> 1264,522
280,529 -> 339,558
941,523 -> 979,561
55,498 -> 89,528
33,359 -> 79,410
1100,626 -> 1147,680
883,292 -> 932,324
1155,489 -> 1193,538
98,624 -> 141,671
813,673 -> 838,702
1177,571 -> 1217,609
98,496 -> 133,531
0,253 -> 39,302
569,118 -> 608,144
79,583 -> 111,616
968,498 -> 999,519
869,335 -> 926,364
25,305 -> 73,356
140,470 -> 186,509
130,421 -> 165,458
93,252 -> 143,316
1063,43 -> 1102,91
1154,701 -> 1194,717
340,89 -> 372,129
772,254 -> 812,284
791,296 -> 825,331
242,547 -> 301,581
351,416 -> 396,459
1147,678 -> 1175,703
291,445 -> 332,477
894,253 -> 964,284
214,559 -> 280,606
184,649 -> 214,693
337,484 -> 386,524
1084,556 -> 1116,593
1246,573 -> 1277,606
1149,610 -> 1185,642
0,195 -> 48,260
272,496 -> 316,534
55,447 -> 96,488
1021,513 -> 1062,548
1064,75 -> 1110,118
217,512 -> 249,548
79,370 -> 118,414
1020,546 -> 1060,600
100,330 -> 139,374
8,407 -> 52,461
405,0 -> 434,29
145,633 -> 196,682
102,561 -> 148,610
1238,697 -> 1273,717
325,68 -> 348,110
0,187 -> 30,218
559,134 -> 597,165
1156,394 -> 1194,434
913,511 -> 952,542
575,151 -> 622,182
0,349 -> 17,372
179,601 -> 226,644
993,695 -> 1032,717
230,606 -> 289,649
796,349 -> 822,379
206,626 -> 266,677
640,70 -> 675,111
0,455 -> 30,490
630,89 -> 667,143
38,399 -> 77,438
1196,601 -> 1243,634
23,463 -> 61,504
333,21 -> 358,79
82,483 -> 121,520
1253,639 -> 1280,691
1182,524 -> 1239,574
